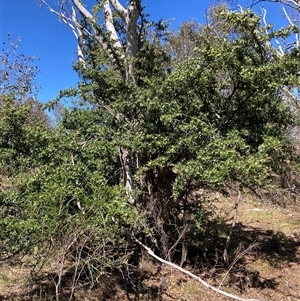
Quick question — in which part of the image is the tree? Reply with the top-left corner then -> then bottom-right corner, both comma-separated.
225,0 -> 300,190
41,0 -> 145,205
0,34 -> 39,101
2,2 -> 300,299
40,0 -> 298,250
0,35 -> 49,179
0,38 -> 52,262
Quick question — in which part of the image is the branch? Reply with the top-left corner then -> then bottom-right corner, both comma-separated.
40,1 -> 93,44
133,236 -> 266,301
41,0 -> 120,64
72,0 -> 94,20
72,0 -> 125,67
71,7 -> 85,63
283,87 -> 300,110
252,0 -> 300,11
166,224 -> 188,266
279,0 -> 300,10
124,1 -> 140,81
103,1 -> 122,49
215,242 -> 260,301
261,7 -> 284,56
109,0 -> 127,20
119,148 -> 135,205
71,0 -> 110,52
41,0 -> 91,63
282,6 -> 300,47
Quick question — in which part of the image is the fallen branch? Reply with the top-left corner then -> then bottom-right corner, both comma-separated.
133,236 -> 266,301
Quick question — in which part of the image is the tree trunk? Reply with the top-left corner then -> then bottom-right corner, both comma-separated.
138,154 -> 176,259
119,147 -> 135,205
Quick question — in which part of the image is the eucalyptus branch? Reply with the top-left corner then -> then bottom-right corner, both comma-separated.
252,0 -> 300,11
109,0 -> 127,20
133,236 -> 266,301
261,7 -> 284,56
72,0 -> 94,20
40,0 -> 93,41
72,0 -> 117,59
40,0 -> 119,64
103,1 -> 122,49
282,6 -> 300,47
71,7 -> 85,62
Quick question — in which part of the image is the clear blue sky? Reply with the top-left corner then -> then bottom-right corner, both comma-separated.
0,0 -> 287,103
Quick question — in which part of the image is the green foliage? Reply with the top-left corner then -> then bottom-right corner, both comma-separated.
0,96 -> 50,177
130,8 -> 298,191
0,102 -> 142,275
1,4 -> 300,296
54,6 -> 299,253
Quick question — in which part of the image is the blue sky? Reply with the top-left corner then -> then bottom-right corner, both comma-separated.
0,0 -> 288,103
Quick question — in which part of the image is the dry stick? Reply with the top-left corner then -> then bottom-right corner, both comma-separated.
214,242 -> 260,301
133,236 -> 266,301
223,190 -> 241,263
166,224 -> 188,264
54,254 -> 65,301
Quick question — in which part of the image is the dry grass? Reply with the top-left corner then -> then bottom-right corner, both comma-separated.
0,192 -> 299,301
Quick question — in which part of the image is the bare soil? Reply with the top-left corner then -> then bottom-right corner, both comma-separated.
0,193 -> 299,301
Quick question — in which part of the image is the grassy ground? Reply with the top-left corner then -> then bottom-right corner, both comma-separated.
0,193 -> 299,300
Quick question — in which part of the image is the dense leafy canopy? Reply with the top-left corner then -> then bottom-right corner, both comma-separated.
0,4 -> 299,296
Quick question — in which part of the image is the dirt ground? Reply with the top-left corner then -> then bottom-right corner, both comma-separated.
140,194 -> 300,301
0,193 -> 299,301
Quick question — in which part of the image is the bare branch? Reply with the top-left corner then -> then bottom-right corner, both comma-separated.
126,1 -> 140,57
71,7 -> 85,63
72,0 -> 94,20
40,1 -> 91,42
283,87 -> 300,110
40,0 -> 89,62
252,0 -> 300,11
40,0 -> 121,64
124,1 -> 140,81
109,0 -> 127,20
215,242 -> 260,301
71,0 -> 114,55
237,4 -> 244,12
133,236 -> 266,301
261,7 -> 284,56
166,224 -> 188,265
119,148 -> 135,205
103,1 -> 122,49
280,0 -> 300,10
282,6 -> 300,47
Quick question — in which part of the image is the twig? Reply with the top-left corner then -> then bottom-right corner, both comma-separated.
261,7 -> 284,56
166,224 -> 188,265
132,236 -> 266,301
223,190 -> 241,263
215,242 -> 260,301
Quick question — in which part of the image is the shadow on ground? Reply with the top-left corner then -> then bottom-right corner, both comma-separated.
233,222 -> 300,266
1,219 -> 299,301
